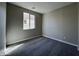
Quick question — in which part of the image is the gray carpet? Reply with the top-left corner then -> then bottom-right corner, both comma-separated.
6,37 -> 79,56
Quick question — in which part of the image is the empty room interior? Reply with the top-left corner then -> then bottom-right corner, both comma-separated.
0,2 -> 79,56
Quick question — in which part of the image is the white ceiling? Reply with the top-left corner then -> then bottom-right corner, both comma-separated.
11,2 -> 73,14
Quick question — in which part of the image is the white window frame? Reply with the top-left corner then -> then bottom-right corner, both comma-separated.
23,12 -> 35,30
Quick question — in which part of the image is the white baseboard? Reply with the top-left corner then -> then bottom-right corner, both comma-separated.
43,35 -> 78,47
7,34 -> 79,51
7,35 -> 42,45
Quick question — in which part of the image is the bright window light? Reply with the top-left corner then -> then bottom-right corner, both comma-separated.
30,14 -> 35,29
23,12 -> 35,30
23,12 -> 30,30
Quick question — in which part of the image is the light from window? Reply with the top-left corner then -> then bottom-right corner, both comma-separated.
23,12 -> 35,30
30,14 -> 35,29
23,12 -> 29,30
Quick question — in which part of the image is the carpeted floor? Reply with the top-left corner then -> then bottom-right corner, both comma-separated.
6,37 -> 79,56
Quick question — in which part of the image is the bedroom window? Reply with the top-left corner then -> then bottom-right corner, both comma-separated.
23,12 -> 35,30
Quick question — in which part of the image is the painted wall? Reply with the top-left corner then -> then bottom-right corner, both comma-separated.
0,2 -> 6,55
6,3 -> 42,45
78,3 -> 79,49
43,3 -> 78,45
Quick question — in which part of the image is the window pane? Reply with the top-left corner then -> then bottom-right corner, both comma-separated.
23,12 -> 30,30
30,14 -> 35,29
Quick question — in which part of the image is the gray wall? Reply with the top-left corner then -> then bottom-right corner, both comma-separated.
6,3 -> 42,45
43,3 -> 78,45
0,2 -> 6,55
78,3 -> 79,49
